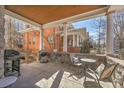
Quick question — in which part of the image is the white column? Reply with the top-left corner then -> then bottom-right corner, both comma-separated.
106,12 -> 114,54
77,34 -> 79,47
0,5 -> 5,78
40,27 -> 44,50
63,23 -> 68,52
73,33 -> 75,47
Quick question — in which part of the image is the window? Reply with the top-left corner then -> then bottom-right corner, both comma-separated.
32,36 -> 36,45
48,35 -> 54,44
67,35 -> 73,47
75,35 -> 77,47
26,25 -> 30,28
60,36 -> 63,47
29,41 -> 31,45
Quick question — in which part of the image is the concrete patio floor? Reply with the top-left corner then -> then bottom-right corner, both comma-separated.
12,62 -> 114,88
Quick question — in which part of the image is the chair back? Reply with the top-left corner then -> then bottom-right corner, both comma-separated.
99,63 -> 118,81
69,53 -> 79,64
96,63 -> 105,76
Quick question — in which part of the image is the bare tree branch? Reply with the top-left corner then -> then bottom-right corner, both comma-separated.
92,16 -> 106,54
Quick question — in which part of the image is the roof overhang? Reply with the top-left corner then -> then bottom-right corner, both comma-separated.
5,5 -> 108,28
43,7 -> 107,28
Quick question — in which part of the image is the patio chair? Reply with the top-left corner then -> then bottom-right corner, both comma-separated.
68,54 -> 83,78
70,54 -> 80,64
83,63 -> 118,88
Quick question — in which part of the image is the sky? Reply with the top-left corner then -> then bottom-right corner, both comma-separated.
72,16 -> 106,40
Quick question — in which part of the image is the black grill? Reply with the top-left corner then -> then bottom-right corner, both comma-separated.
4,49 -> 20,76
4,50 -> 20,58
39,50 -> 49,63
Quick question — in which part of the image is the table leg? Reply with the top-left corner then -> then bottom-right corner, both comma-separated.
83,64 -> 88,82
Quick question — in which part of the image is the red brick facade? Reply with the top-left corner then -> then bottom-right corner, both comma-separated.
22,27 -> 82,53
22,30 -> 40,52
43,27 -> 81,53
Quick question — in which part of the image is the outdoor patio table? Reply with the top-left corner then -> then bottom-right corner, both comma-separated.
70,62 -> 83,79
80,58 -> 96,70
80,58 -> 96,81
0,76 -> 17,88
80,58 -> 96,64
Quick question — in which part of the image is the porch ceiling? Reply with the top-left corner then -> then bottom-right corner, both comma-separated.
5,5 -> 107,25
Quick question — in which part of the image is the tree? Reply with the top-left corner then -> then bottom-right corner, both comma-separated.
80,39 -> 90,53
113,11 -> 124,58
5,17 -> 24,50
92,16 -> 106,54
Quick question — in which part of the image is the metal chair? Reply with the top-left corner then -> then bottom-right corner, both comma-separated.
68,54 -> 83,78
83,63 -> 118,88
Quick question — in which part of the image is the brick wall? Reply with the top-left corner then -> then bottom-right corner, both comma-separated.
44,28 -> 57,52
0,6 -> 5,78
59,47 -> 81,53
68,47 -> 81,53
23,30 -> 40,52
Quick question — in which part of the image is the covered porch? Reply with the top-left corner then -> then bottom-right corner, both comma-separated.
0,5 -> 124,88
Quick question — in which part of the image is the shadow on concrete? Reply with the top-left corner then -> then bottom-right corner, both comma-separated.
50,70 -> 64,88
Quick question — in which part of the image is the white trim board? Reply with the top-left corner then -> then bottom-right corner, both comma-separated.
18,27 -> 41,33
108,5 -> 124,12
